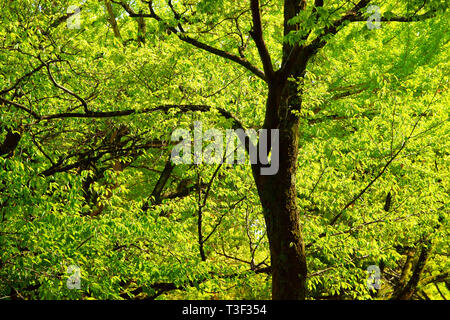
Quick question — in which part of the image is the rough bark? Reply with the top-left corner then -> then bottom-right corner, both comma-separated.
253,68 -> 309,300
393,242 -> 433,300
247,0 -> 310,300
255,133 -> 307,299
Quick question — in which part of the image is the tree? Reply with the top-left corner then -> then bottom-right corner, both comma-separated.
0,0 -> 448,300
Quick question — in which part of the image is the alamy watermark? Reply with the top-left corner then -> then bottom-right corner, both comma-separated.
366,265 -> 381,290
66,265 -> 81,289
367,5 -> 381,30
65,4 -> 381,31
67,5 -> 81,30
171,121 -> 279,175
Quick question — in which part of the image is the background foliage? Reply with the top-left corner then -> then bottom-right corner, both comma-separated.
0,0 -> 448,299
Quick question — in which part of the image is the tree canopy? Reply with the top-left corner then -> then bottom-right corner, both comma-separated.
0,0 -> 448,300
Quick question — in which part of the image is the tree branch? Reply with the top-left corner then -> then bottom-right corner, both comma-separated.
249,0 -> 274,78
114,0 -> 266,80
43,61 -> 90,114
105,0 -> 122,39
308,1 -> 440,55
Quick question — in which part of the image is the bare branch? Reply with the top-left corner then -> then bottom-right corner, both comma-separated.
249,0 -> 274,78
114,0 -> 266,80
0,97 -> 40,119
43,61 -> 90,114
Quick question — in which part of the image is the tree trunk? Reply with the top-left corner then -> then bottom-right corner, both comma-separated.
249,0 -> 311,300
257,137 -> 307,299
253,77 -> 308,300
393,240 -> 434,300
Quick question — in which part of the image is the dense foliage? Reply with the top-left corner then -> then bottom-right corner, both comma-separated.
0,0 -> 448,300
